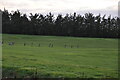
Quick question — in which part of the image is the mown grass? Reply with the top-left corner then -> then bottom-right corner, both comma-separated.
2,34 -> 118,78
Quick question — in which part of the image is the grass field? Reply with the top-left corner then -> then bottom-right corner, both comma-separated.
2,34 -> 118,78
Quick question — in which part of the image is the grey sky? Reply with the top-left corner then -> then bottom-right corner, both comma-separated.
0,0 -> 119,17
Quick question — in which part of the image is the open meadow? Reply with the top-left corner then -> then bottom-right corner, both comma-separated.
2,34 -> 118,78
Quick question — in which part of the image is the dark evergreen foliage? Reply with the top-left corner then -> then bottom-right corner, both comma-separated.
2,9 -> 120,38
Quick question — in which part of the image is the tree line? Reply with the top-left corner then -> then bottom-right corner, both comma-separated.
2,9 -> 120,38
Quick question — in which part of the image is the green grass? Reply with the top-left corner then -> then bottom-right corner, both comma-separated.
2,34 -> 118,78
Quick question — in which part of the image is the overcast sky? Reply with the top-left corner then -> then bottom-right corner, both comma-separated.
0,0 -> 119,17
